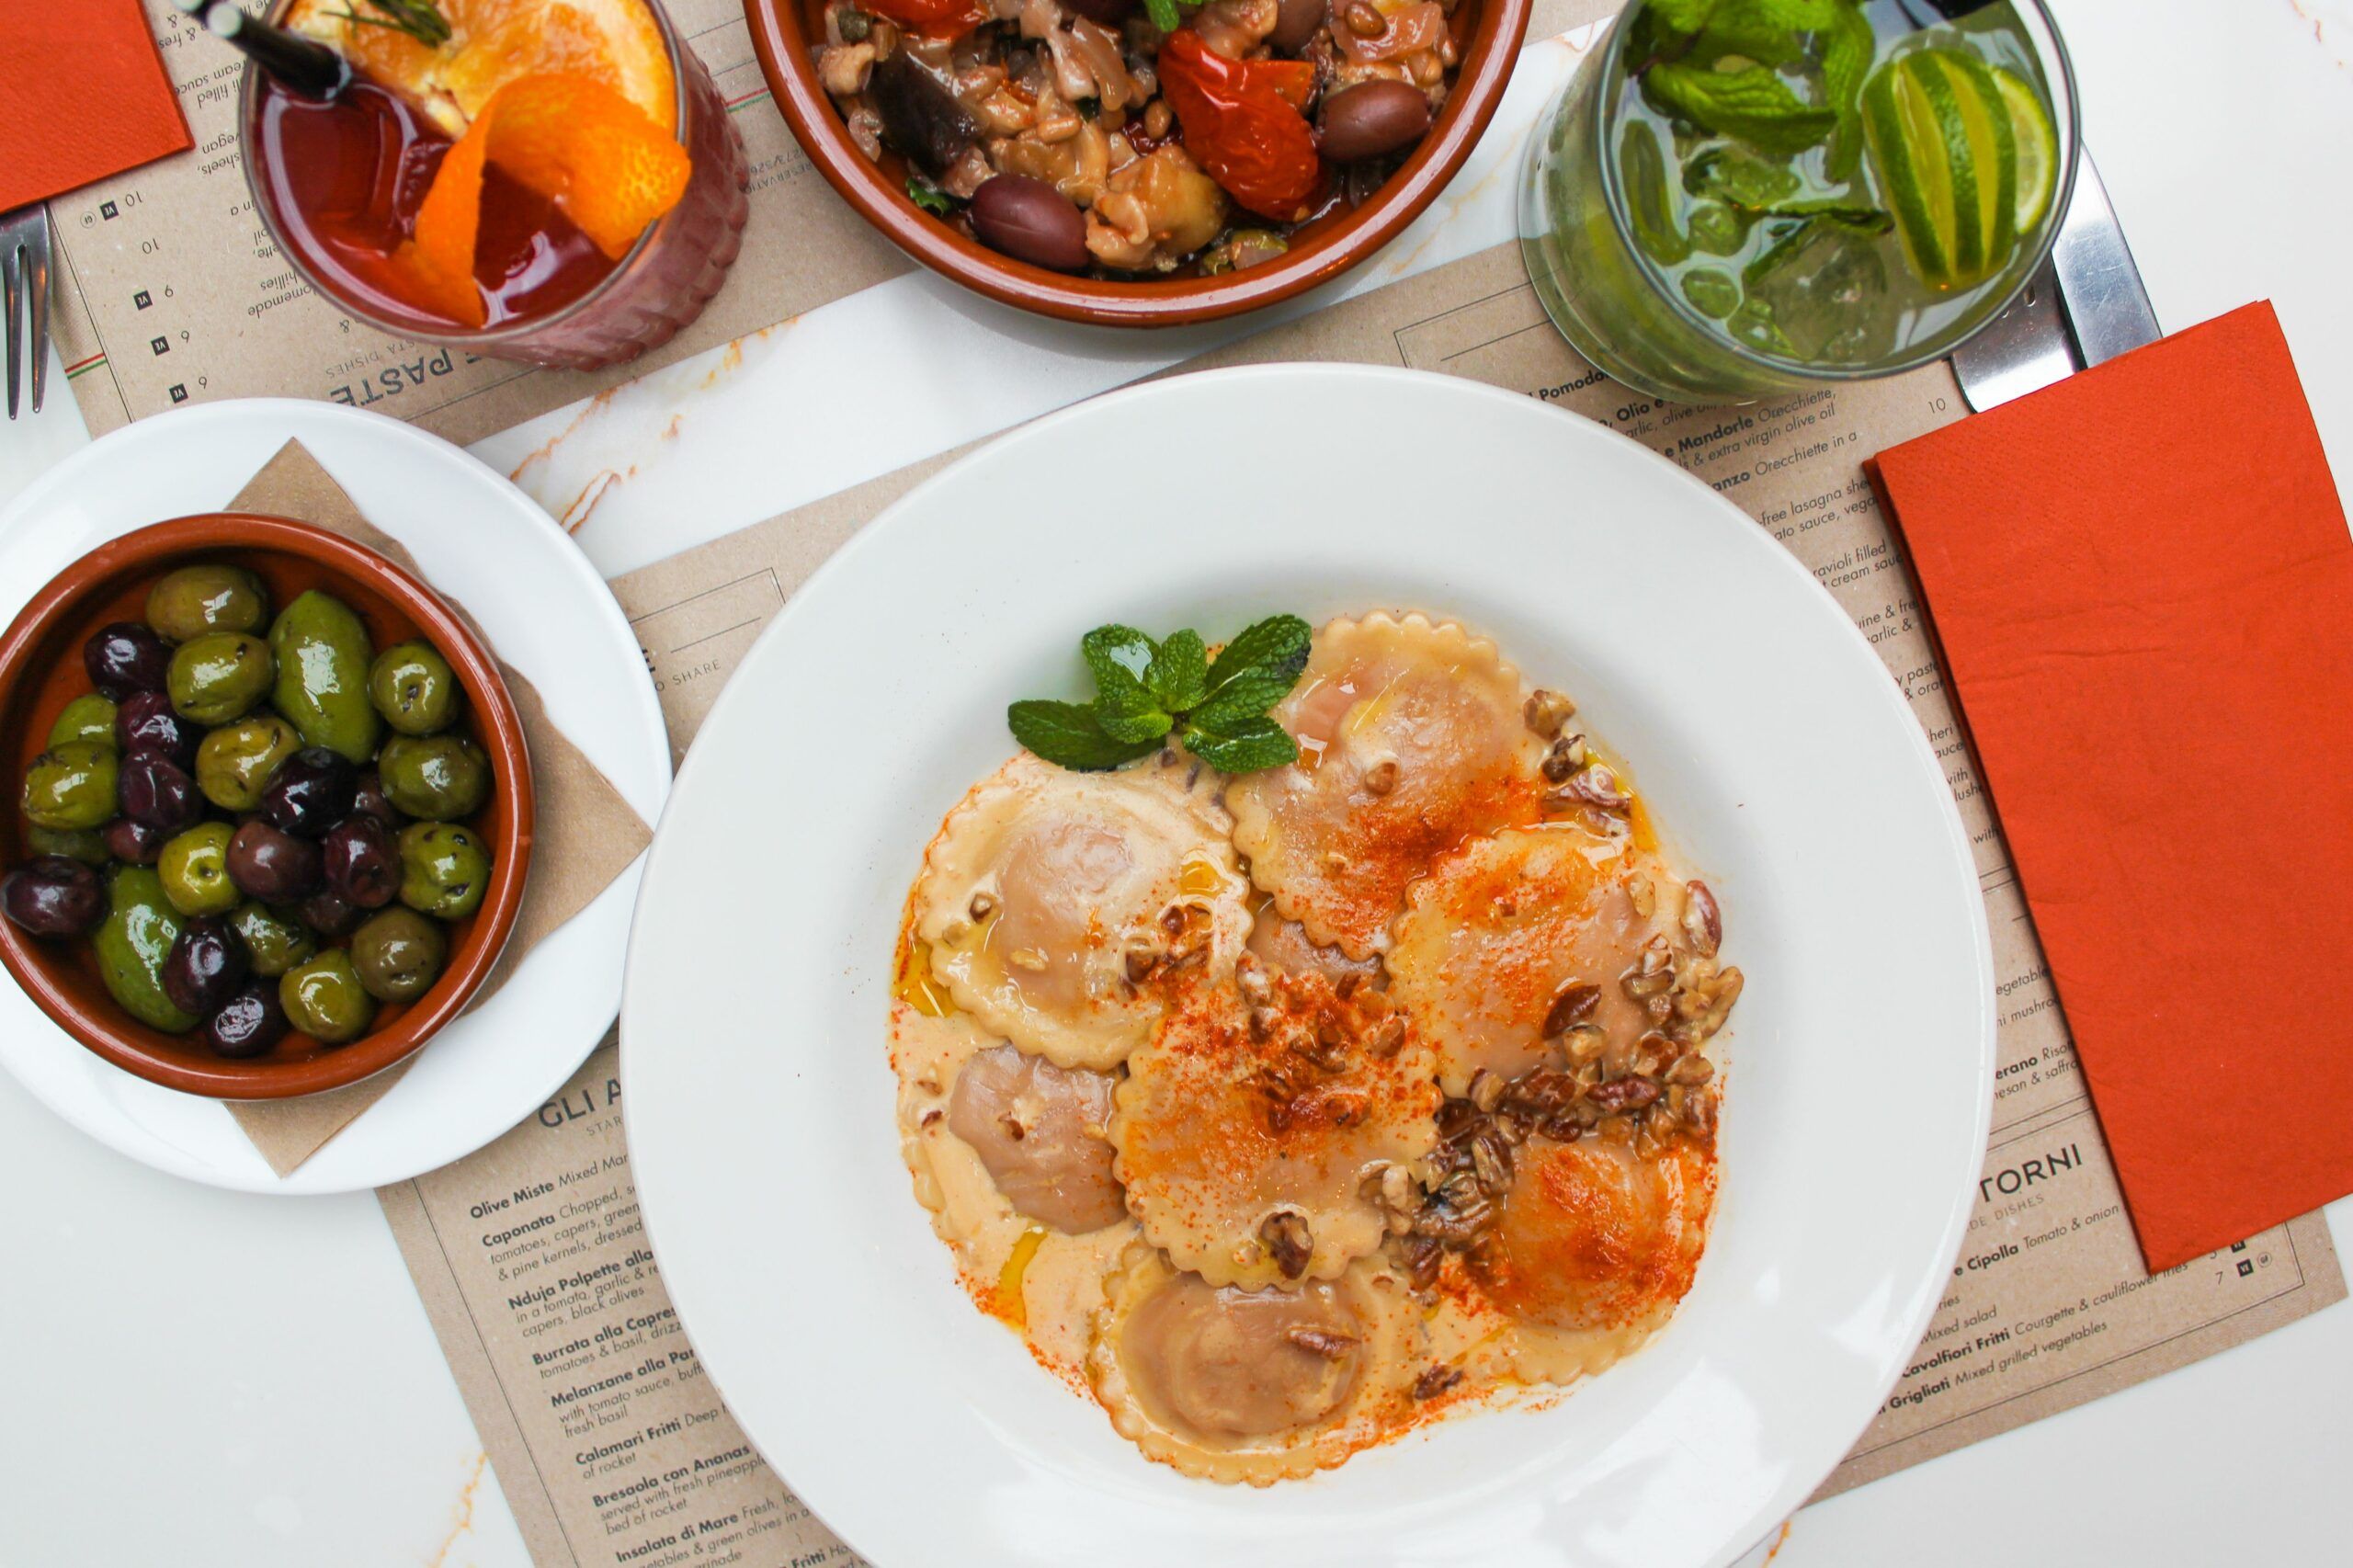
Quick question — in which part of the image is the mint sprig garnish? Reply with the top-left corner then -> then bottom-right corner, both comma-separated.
1011,615 -> 1311,774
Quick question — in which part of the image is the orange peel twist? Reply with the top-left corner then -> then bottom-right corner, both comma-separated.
394,72 -> 691,328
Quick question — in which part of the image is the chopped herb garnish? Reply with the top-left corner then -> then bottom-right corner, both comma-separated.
327,0 -> 451,46
1010,615 -> 1312,774
906,176 -> 956,216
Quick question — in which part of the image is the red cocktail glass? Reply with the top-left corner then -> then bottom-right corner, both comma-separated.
240,0 -> 748,370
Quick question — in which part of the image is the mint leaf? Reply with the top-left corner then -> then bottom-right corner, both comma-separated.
1146,630 -> 1209,713
1081,624 -> 1170,742
1645,0 -> 1721,33
1008,700 -> 1160,771
1696,0 -> 1840,62
1765,199 -> 1891,233
1083,624 -> 1155,686
1819,1 -> 1875,180
1643,63 -> 1836,154
1194,614 -> 1311,729
1683,146 -> 1802,210
1098,704 -> 1175,744
1620,121 -> 1692,267
906,176 -> 953,217
1182,715 -> 1299,774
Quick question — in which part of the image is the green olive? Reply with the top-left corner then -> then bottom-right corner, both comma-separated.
378,733 -> 491,821
93,866 -> 200,1032
21,742 -> 119,831
195,714 -> 301,812
146,563 -> 271,642
47,694 -> 119,750
269,590 -> 381,765
167,632 -> 276,725
229,900 -> 316,978
24,824 -> 111,865
158,821 -> 239,917
349,906 -> 448,1002
397,822 -> 491,920
279,949 -> 378,1044
369,640 -> 460,736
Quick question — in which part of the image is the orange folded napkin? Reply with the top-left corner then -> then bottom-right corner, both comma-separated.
0,1 -> 191,212
1871,301 -> 2353,1273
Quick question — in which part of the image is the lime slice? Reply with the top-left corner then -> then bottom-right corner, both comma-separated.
1995,64 -> 2059,235
1862,48 -> 2024,292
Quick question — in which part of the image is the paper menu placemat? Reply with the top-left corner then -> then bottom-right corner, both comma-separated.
375,242 -> 2341,1565
222,442 -> 654,1176
44,0 -> 906,448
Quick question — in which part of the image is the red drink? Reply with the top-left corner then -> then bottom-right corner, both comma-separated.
241,0 -> 748,369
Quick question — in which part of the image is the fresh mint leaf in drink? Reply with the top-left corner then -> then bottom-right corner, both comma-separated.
1520,0 -> 2064,397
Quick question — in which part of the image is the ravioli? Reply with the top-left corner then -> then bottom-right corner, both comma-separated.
1113,963 -> 1439,1289
892,1005 -> 1138,1379
915,751 -> 1252,1070
1387,827 -> 1684,1097
1225,612 -> 1544,960
1470,1131 -> 1717,1381
1086,1244 -> 1425,1484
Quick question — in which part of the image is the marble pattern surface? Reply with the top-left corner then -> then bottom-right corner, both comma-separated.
2,1 -> 2349,1562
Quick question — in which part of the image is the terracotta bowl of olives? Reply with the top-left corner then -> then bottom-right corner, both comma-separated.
0,514 -> 534,1100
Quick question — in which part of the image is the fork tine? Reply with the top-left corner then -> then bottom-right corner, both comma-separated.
3,226 -> 20,421
27,211 -> 50,415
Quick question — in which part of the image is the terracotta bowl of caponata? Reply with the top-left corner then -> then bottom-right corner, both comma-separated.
745,0 -> 1533,325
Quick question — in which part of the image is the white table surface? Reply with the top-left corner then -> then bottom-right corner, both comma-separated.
5,2 -> 2350,1562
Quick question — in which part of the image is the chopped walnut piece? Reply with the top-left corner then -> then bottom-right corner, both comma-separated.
1412,1363 -> 1465,1400
1683,881 -> 1722,958
1541,979 -> 1601,1039
1260,1210 -> 1314,1279
1283,1324 -> 1359,1359
1524,688 -> 1576,737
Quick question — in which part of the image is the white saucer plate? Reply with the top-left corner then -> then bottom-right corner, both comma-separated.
0,399 -> 670,1193
620,366 -> 1995,1567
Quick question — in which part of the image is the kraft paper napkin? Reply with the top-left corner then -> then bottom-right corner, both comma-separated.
224,442 -> 653,1175
1870,301 -> 2353,1272
1,1 -> 191,212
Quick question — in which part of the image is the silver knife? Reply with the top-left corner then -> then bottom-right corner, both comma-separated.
1949,148 -> 2161,411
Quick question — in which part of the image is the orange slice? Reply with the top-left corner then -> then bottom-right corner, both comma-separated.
395,72 -> 692,327
286,0 -> 677,137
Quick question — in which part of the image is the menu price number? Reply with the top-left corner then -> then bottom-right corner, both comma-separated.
327,349 -> 468,410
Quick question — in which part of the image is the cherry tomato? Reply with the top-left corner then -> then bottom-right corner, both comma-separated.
1157,30 -> 1324,222
860,0 -> 991,40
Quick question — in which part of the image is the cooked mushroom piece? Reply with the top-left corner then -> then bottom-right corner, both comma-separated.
868,51 -> 984,177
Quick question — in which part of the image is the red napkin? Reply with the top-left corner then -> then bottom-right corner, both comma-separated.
1870,301 -> 2353,1272
0,1 -> 191,212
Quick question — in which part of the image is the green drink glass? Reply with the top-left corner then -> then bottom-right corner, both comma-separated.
1519,0 -> 2078,403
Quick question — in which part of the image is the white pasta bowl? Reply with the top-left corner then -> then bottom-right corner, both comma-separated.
620,365 -> 1995,1568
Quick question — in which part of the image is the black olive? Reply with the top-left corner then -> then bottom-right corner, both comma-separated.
116,690 -> 201,771
84,622 -> 172,699
2,858 -> 106,938
118,748 -> 205,834
260,747 -> 358,839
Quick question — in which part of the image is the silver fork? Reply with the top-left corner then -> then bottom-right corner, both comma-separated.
3,205 -> 52,419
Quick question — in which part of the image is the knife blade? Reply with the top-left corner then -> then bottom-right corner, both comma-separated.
1949,146 -> 2160,411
